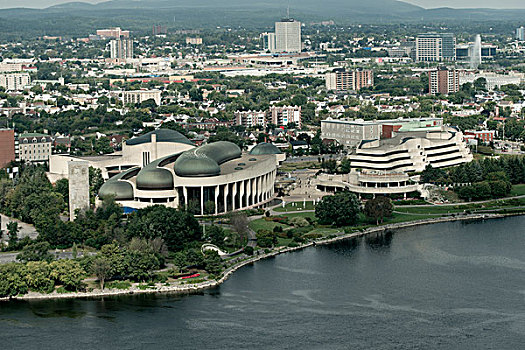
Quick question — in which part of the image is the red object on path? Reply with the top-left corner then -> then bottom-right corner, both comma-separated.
180,273 -> 200,279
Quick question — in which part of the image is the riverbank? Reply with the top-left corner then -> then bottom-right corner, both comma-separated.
2,211 -> 521,302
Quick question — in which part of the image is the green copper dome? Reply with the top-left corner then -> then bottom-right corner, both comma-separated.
249,142 -> 282,155
136,167 -> 174,190
174,141 -> 242,177
98,167 -> 140,200
126,129 -> 194,146
99,181 -> 134,200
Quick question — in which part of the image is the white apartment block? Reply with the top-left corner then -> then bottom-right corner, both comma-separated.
275,19 -> 301,53
270,106 -> 301,128
321,117 -> 443,148
459,72 -> 523,91
186,37 -> 203,45
325,70 -> 374,91
18,133 -> 52,163
234,111 -> 267,128
121,90 -> 162,105
0,73 -> 30,91
0,63 -> 23,73
110,39 -> 134,60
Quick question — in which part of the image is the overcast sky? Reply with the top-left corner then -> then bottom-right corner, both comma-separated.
1,0 -> 525,9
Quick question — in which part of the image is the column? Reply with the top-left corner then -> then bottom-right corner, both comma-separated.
183,186 -> 188,207
214,185 -> 220,215
200,186 -> 204,215
223,184 -> 229,213
232,182 -> 237,210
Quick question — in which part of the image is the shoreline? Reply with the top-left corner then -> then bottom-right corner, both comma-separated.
2,212 -> 522,302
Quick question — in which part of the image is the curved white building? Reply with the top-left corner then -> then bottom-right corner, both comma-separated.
317,127 -> 472,198
98,141 -> 284,215
350,127 -> 472,174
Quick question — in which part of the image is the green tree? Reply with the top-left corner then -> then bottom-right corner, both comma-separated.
91,257 -> 111,290
203,250 -> 223,276
315,192 -> 361,227
256,230 -> 277,248
49,259 -> 85,291
125,205 -> 202,252
364,197 -> 393,225
6,222 -> 19,247
16,242 -> 54,263
206,225 -> 226,248
24,261 -> 54,293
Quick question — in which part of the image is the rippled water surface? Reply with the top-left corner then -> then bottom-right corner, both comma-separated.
2,217 -> 525,349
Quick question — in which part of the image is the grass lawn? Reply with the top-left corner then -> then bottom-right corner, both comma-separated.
278,212 -> 316,219
280,161 -> 320,172
249,219 -> 288,232
274,201 -> 316,212
276,237 -> 294,246
307,227 -> 341,236
394,206 -> 467,215
510,184 -> 525,196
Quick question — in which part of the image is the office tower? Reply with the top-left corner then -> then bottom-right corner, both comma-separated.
516,27 -> 525,41
110,38 -> 134,59
275,19 -> 301,53
428,67 -> 460,95
325,69 -> 374,91
416,33 -> 456,62
261,32 -> 276,52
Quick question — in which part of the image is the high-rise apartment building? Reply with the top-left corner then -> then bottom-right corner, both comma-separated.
186,37 -> 203,45
275,19 -> 301,53
416,33 -> 456,62
516,27 -> 525,41
152,25 -> 167,36
428,67 -> 460,95
325,69 -> 374,91
0,73 -> 30,91
0,129 -> 15,168
110,38 -> 134,60
261,32 -> 276,52
270,106 -> 301,128
121,90 -> 162,106
234,111 -> 267,128
97,27 -> 130,39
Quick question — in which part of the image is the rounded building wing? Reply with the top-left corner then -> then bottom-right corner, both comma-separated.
125,129 -> 194,146
249,142 -> 282,155
98,167 -> 140,200
174,141 -> 242,177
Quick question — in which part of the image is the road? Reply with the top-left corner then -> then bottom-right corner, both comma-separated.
0,251 -> 95,264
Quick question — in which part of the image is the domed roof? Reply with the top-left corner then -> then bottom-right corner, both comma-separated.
125,129 -> 194,146
174,141 -> 242,177
99,181 -> 134,200
136,167 -> 174,190
249,142 -> 282,155
174,157 -> 220,177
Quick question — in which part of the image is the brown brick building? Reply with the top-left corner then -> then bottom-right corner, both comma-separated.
0,129 -> 15,168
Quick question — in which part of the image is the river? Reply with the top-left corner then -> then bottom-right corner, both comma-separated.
2,217 -> 525,349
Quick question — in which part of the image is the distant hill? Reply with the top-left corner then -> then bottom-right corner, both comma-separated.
2,0 -> 525,39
